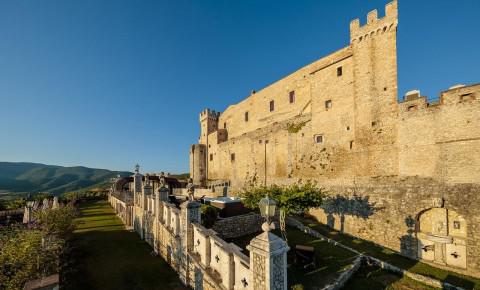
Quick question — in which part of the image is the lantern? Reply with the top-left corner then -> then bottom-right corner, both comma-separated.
259,195 -> 276,227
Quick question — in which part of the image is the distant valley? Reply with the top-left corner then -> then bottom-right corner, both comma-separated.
0,162 -> 131,199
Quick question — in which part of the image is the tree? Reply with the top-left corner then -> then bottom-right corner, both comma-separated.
35,205 -> 77,238
240,183 -> 326,242
0,228 -> 62,290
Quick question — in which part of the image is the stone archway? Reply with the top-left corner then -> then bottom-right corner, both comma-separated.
417,207 -> 467,269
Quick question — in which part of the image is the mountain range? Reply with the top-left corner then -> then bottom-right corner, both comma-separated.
0,162 -> 131,197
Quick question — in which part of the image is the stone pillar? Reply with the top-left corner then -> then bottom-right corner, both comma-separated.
52,197 -> 59,209
23,202 -> 33,224
248,231 -> 289,290
181,201 -> 201,253
157,187 -> 169,223
179,200 -> 201,285
159,187 -> 169,202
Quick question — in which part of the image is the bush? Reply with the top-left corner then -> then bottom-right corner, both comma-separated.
0,228 -> 66,290
35,205 -> 77,238
201,204 -> 219,228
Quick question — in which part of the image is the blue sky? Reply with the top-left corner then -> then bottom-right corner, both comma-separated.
0,0 -> 479,173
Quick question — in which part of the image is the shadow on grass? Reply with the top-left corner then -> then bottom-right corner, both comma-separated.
229,226 -> 358,289
63,200 -> 186,290
300,215 -> 480,290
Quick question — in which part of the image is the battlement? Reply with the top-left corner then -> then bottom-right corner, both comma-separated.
399,84 -> 480,113
350,0 -> 398,43
200,108 -> 221,120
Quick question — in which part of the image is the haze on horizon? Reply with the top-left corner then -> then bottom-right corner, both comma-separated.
0,0 -> 478,173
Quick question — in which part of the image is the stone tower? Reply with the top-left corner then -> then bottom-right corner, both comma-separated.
199,109 -> 220,145
350,0 -> 399,177
189,144 -> 206,186
189,109 -> 220,186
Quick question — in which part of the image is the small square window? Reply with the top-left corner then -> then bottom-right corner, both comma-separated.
337,66 -> 343,77
453,221 -> 460,229
269,100 -> 275,112
325,100 -> 332,110
460,93 -> 474,102
314,134 -> 324,144
245,111 -> 249,122
407,105 -> 417,111
231,153 -> 235,162
289,91 -> 295,103
259,140 -> 262,144
209,154 -> 213,161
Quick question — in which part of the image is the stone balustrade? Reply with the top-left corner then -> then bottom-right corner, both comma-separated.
109,183 -> 289,290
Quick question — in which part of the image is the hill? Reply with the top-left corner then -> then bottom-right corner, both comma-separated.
0,162 -> 131,197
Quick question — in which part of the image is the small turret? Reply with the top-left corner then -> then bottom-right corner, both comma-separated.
133,163 -> 143,194
199,108 -> 220,145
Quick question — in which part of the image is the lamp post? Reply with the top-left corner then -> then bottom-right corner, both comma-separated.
259,195 -> 276,232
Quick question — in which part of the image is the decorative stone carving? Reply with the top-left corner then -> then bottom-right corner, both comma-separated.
252,253 -> 266,289
159,172 -> 166,188
186,178 -> 195,201
248,231 -> 289,290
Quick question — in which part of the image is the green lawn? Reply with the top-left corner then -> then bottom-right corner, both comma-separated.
230,227 -> 358,289
64,199 -> 187,290
298,216 -> 480,290
230,228 -> 439,290
344,264 -> 438,290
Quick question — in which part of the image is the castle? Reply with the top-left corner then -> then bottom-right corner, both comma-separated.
190,0 -> 480,277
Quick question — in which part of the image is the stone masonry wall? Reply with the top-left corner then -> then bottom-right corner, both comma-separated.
309,177 -> 480,277
212,213 -> 265,239
190,0 -> 480,277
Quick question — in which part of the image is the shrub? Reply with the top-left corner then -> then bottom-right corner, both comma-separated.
201,204 -> 219,228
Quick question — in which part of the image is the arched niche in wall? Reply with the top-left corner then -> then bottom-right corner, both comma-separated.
416,206 -> 467,269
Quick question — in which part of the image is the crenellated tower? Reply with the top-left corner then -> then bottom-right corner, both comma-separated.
199,109 -> 220,145
350,0 -> 400,177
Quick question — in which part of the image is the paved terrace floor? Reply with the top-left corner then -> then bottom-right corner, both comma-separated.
64,200 -> 187,290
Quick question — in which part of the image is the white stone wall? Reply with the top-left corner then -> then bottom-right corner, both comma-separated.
109,192 -> 275,290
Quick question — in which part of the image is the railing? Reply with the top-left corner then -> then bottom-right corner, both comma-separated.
0,209 -> 24,217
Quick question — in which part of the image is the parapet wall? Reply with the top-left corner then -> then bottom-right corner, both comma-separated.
108,190 -> 281,290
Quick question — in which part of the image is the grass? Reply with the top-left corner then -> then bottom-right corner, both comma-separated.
230,228 -> 440,290
64,200 -> 186,290
229,227 -> 358,289
344,264 -> 438,290
298,216 -> 480,290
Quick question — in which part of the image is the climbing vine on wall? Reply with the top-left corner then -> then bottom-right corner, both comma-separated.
286,120 -> 309,134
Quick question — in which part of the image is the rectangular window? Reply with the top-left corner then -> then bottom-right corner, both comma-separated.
453,221 -> 461,229
325,100 -> 332,110
314,134 -> 324,144
460,93 -> 474,102
224,122 -> 227,129
289,91 -> 295,103
209,154 -> 213,161
269,100 -> 275,112
230,153 -> 235,162
245,111 -> 249,122
337,66 -> 343,76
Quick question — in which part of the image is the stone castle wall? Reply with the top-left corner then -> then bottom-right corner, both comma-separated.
189,0 -> 480,277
